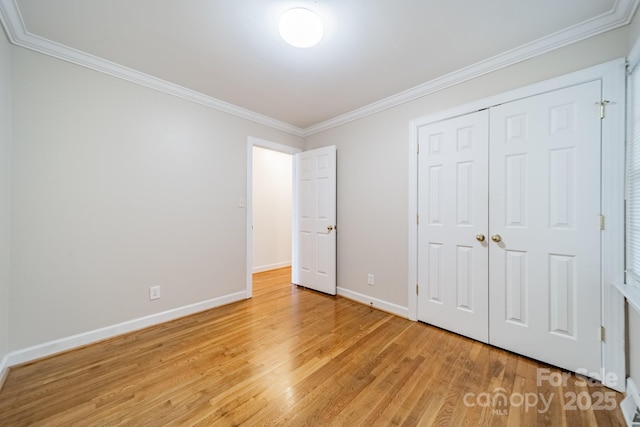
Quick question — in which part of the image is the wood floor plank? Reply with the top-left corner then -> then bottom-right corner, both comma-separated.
0,267 -> 626,425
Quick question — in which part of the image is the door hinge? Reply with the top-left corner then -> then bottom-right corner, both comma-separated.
417,143 -> 420,154
600,326 -> 606,342
599,215 -> 605,230
417,213 -> 419,225
596,100 -> 611,119
416,283 -> 419,295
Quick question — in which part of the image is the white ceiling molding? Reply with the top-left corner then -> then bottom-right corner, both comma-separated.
0,0 -> 638,138
0,0 -> 305,137
302,0 -> 640,137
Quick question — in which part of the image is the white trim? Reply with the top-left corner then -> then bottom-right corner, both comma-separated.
407,121 -> 419,321
601,59 -> 628,392
624,50 -> 640,317
3,291 -> 246,368
408,58 -> 627,391
247,137 -> 301,156
0,0 -> 637,137
0,0 -> 304,137
303,1 -> 639,136
246,137 -> 301,298
337,287 -> 409,319
629,36 -> 640,74
408,60 -> 627,129
615,282 -> 640,313
627,0 -> 640,73
0,353 -> 8,390
629,377 -> 640,408
409,59 -> 626,294
291,156 -> 299,286
622,378 -> 640,426
253,261 -> 292,274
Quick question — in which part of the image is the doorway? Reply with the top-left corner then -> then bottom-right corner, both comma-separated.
246,137 -> 301,298
417,81 -> 602,375
407,59 -> 626,390
252,146 -> 293,274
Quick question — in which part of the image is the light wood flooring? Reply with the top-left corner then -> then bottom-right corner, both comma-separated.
0,267 -> 626,425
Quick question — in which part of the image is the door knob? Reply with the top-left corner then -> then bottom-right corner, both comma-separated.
491,234 -> 502,243
475,234 -> 485,242
327,225 -> 334,232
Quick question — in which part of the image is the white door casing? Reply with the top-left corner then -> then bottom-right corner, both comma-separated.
409,59 -> 625,391
246,137 -> 301,299
488,81 -> 602,374
416,80 -> 603,375
417,110 -> 490,342
293,146 -> 337,295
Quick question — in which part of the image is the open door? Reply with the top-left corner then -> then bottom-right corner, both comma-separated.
293,146 -> 337,295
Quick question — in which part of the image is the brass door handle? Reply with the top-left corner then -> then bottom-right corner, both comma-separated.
476,234 -> 485,242
491,234 -> 502,243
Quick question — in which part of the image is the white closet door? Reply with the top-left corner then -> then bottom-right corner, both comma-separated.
488,81 -> 602,374
417,110 -> 489,342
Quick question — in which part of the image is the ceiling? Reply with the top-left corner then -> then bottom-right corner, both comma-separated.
1,0 -> 637,133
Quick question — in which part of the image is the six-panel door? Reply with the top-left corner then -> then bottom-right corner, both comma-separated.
488,81 -> 602,374
417,110 -> 490,343
294,145 -> 337,296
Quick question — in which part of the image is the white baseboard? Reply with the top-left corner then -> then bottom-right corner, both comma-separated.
337,287 -> 409,318
4,291 -> 247,368
252,261 -> 291,274
622,378 -> 640,426
0,353 -> 8,390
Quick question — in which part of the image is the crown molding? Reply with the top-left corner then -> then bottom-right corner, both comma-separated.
302,0 -> 640,136
0,0 -> 305,137
1,0 -> 638,138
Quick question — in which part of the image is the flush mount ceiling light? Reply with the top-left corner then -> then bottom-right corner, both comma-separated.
279,8 -> 323,48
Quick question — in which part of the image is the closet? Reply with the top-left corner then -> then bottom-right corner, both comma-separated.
417,80 -> 602,374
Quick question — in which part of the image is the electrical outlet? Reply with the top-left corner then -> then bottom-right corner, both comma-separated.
367,274 -> 374,285
149,286 -> 161,300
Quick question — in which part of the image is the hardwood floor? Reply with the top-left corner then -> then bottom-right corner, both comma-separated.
0,267 -> 625,426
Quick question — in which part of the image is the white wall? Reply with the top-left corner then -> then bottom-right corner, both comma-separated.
3,14 -> 637,385
0,27 -> 12,368
9,47 -> 303,351
305,28 -> 630,309
252,146 -> 292,273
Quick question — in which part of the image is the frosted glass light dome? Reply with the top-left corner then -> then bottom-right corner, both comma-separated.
279,8 -> 323,48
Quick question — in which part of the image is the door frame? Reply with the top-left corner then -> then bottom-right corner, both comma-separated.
407,58 -> 626,391
246,136 -> 301,298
